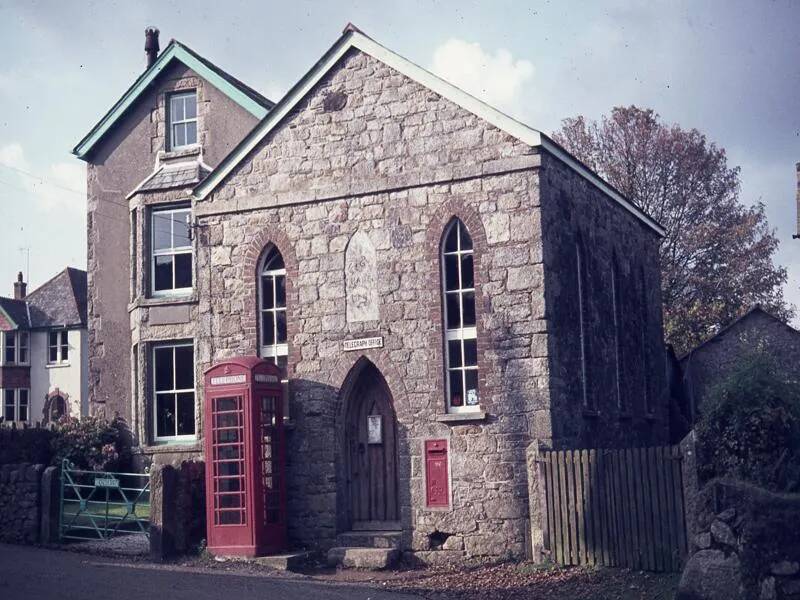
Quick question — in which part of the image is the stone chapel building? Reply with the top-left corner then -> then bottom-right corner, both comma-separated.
74,25 -> 669,561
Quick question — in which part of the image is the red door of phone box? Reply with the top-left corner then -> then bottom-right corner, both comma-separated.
203,357 -> 286,557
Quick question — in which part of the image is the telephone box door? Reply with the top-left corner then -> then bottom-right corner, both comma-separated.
206,390 -> 253,553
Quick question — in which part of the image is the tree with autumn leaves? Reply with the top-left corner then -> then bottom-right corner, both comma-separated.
553,106 -> 792,355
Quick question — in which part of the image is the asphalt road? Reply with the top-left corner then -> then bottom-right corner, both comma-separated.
0,544 -> 423,600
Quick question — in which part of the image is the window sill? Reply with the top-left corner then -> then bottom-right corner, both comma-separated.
129,294 -> 198,311
436,411 -> 487,424
160,145 -> 201,161
141,441 -> 201,455
45,363 -> 71,369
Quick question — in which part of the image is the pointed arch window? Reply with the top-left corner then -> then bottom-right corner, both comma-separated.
576,237 -> 594,411
442,219 -> 479,413
258,246 -> 288,374
258,244 -> 290,419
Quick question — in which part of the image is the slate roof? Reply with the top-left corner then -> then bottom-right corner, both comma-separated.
135,162 -> 211,194
21,268 -> 88,329
679,305 -> 800,361
0,297 -> 30,329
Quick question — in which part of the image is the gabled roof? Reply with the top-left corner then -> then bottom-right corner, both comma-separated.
128,162 -> 211,198
192,27 -> 665,237
25,267 -> 87,329
73,40 -> 275,161
679,305 -> 800,361
0,297 -> 30,329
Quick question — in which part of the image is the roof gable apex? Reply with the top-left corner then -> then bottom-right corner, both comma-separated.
73,40 -> 274,161
192,29 -> 664,236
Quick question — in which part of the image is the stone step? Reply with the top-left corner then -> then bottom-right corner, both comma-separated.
327,546 -> 399,570
336,530 -> 402,549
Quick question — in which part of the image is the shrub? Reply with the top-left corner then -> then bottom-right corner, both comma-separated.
49,416 -> 130,472
696,350 -> 800,492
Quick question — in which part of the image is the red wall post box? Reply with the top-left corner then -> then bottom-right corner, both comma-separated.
203,357 -> 286,557
425,439 -> 450,508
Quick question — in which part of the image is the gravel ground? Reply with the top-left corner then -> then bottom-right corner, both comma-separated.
54,539 -> 679,600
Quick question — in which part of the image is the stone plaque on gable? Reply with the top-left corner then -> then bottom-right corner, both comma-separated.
345,230 -> 379,322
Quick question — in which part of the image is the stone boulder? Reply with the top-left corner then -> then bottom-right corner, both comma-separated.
677,549 -> 744,600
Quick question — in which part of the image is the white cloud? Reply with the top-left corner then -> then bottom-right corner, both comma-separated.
430,38 -> 534,118
0,142 -> 85,212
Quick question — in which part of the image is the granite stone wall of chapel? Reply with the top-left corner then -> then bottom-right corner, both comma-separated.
193,48 -> 548,558
538,152 -> 669,449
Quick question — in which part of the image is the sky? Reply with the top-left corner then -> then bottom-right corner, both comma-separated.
0,0 -> 798,319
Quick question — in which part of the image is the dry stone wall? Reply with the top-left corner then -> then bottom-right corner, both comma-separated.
0,463 -> 44,544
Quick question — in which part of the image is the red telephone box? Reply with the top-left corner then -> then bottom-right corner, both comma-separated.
203,357 -> 286,557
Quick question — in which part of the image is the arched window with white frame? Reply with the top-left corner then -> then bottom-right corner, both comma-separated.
258,244 -> 289,417
441,218 -> 479,413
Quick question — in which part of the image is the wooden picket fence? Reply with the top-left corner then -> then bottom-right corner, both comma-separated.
539,445 -> 688,572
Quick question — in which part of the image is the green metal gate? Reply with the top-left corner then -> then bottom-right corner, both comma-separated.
59,459 -> 151,541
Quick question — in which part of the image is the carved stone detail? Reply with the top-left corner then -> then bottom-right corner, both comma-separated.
345,230 -> 379,322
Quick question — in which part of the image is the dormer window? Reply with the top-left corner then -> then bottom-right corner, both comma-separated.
168,91 -> 197,150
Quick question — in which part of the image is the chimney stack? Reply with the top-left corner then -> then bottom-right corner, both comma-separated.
13,272 -> 26,300
145,26 -> 160,68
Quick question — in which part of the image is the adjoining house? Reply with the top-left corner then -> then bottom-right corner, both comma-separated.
74,25 -> 669,561
0,269 -> 88,424
681,305 -> 800,421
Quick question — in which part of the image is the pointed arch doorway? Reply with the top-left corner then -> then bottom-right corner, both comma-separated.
344,360 -> 399,530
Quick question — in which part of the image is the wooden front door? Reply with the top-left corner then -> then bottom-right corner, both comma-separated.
346,364 -> 399,528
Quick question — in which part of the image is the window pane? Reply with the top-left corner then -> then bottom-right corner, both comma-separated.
464,370 -> 479,405
261,276 -> 274,309
463,339 -> 478,367
154,347 -> 174,392
459,222 -> 473,250
262,312 -> 275,346
154,255 -> 173,291
461,254 -> 474,289
275,275 -> 286,307
18,390 -> 28,421
219,510 -> 243,525
174,346 -> 194,390
219,477 -> 242,492
444,223 -> 459,253
172,211 -> 190,248
276,311 -> 287,344
170,95 -> 185,121
448,340 -> 462,368
48,331 -> 58,347
4,389 -> 15,420
184,94 -> 197,119
49,345 -> 58,363
444,255 -> 459,291
174,253 -> 192,289
219,494 -> 243,508
4,335 -> 15,363
174,123 -> 186,147
462,291 -> 476,327
156,393 -> 176,437
264,249 -> 284,271
445,293 -> 461,329
215,413 -> 239,429
152,213 -> 172,251
219,461 -> 242,477
185,121 -> 197,145
449,371 -> 464,407
215,397 -> 239,412
176,392 -> 195,435
61,340 -> 69,362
